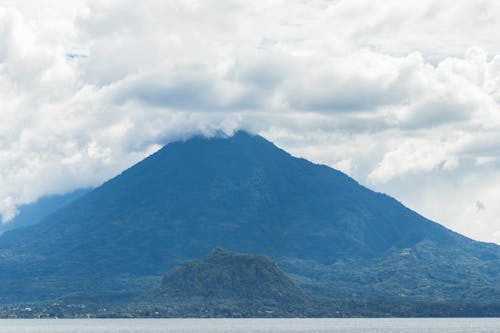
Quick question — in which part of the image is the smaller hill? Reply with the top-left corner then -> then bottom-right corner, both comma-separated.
157,248 -> 310,316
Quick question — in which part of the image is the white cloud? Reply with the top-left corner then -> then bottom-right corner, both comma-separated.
0,196 -> 17,223
367,137 -> 461,184
1,0 -> 500,244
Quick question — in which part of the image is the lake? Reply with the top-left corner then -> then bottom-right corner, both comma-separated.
0,318 -> 500,333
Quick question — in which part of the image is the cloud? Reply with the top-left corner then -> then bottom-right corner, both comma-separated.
476,200 -> 485,212
367,137 -> 460,184
1,0 -> 500,244
109,64 -> 263,111
0,196 -> 18,223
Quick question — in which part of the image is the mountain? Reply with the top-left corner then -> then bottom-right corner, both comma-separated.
0,131 -> 500,312
0,189 -> 91,236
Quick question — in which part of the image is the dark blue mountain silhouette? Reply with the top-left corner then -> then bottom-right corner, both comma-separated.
0,131 -> 499,306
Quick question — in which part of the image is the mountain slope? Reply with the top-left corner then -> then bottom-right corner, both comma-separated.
0,131 -> 499,306
0,189 -> 90,236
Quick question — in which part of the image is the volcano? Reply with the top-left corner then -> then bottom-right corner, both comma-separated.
0,131 -> 499,311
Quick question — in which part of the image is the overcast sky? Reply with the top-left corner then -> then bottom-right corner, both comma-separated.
1,0 -> 500,243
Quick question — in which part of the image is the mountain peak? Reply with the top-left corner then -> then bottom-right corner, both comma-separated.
166,130 -> 277,151
143,130 -> 283,167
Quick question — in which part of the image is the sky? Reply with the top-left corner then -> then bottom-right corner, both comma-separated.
1,0 -> 500,243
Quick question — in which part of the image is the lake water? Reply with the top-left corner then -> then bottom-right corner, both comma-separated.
1,318 -> 500,333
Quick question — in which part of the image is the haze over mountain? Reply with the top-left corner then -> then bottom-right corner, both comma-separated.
0,131 -> 499,311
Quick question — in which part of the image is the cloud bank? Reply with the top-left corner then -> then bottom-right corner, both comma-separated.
1,0 -> 500,243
